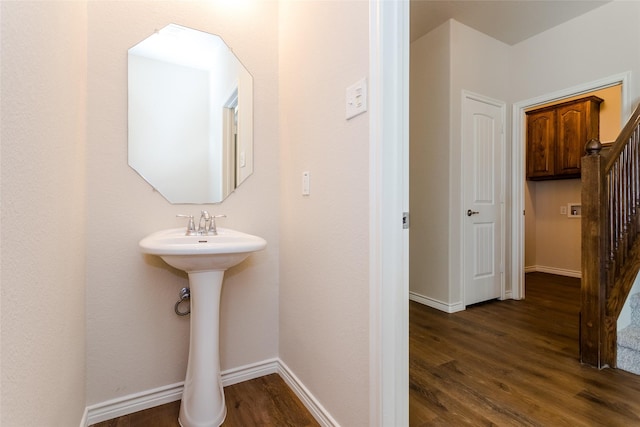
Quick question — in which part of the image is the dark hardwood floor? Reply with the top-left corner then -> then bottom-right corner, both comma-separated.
93,272 -> 640,426
89,373 -> 319,427
410,272 -> 640,426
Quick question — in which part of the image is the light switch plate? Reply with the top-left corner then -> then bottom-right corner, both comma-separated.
346,78 -> 367,120
302,171 -> 310,196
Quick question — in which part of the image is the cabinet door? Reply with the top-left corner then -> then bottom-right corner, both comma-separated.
526,109 -> 556,179
556,102 -> 588,177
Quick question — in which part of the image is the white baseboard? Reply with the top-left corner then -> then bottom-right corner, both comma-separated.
83,358 -> 337,427
525,265 -> 581,278
85,381 -> 185,426
221,357 -> 279,387
409,291 -> 464,313
277,361 -> 340,427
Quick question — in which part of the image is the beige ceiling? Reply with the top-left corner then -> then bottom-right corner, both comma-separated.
411,0 -> 611,45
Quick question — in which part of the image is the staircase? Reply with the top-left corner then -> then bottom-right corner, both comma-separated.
618,293 -> 640,374
581,101 -> 640,369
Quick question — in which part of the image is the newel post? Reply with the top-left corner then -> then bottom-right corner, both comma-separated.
580,139 -> 608,367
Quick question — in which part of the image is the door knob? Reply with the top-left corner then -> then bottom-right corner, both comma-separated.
467,209 -> 479,216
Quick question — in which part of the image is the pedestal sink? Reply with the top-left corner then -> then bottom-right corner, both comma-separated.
139,227 -> 266,427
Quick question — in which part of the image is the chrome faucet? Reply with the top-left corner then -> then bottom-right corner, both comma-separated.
178,211 -> 226,236
197,211 -> 227,236
198,210 -> 211,235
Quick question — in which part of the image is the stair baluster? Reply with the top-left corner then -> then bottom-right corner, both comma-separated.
581,101 -> 640,368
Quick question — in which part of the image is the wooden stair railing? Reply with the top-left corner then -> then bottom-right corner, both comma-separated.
581,101 -> 640,368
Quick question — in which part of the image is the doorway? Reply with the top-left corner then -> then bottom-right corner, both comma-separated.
511,73 -> 631,299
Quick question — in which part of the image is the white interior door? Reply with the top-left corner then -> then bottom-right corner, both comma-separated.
462,93 -> 505,306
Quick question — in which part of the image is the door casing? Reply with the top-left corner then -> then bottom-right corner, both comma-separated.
510,72 -> 631,300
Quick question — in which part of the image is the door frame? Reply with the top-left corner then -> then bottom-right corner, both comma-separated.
460,91 -> 507,306
369,0 -> 409,426
510,71 -> 632,300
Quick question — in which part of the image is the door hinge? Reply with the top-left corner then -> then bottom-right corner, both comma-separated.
403,212 -> 410,229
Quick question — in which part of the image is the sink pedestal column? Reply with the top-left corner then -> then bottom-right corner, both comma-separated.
179,270 -> 227,427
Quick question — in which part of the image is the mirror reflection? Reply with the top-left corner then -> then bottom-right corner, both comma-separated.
128,24 -> 253,204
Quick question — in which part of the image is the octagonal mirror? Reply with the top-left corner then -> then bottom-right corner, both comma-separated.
128,24 -> 253,204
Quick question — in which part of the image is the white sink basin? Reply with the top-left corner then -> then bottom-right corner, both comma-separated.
139,226 -> 266,426
139,227 -> 266,272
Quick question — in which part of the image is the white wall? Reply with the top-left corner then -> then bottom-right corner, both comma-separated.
0,1 -> 87,425
85,1 -> 280,406
278,1 -> 371,425
410,21 -> 451,304
410,20 -> 509,309
529,179 -> 582,275
509,2 -> 640,108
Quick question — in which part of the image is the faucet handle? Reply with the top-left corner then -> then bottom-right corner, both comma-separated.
209,214 -> 227,235
176,214 -> 197,235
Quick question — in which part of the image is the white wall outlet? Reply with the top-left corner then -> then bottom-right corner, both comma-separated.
560,206 -> 567,215
568,203 -> 581,218
302,171 -> 310,196
346,78 -> 368,120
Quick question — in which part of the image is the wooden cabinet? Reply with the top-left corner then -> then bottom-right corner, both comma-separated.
526,95 -> 603,180
527,108 -> 556,179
